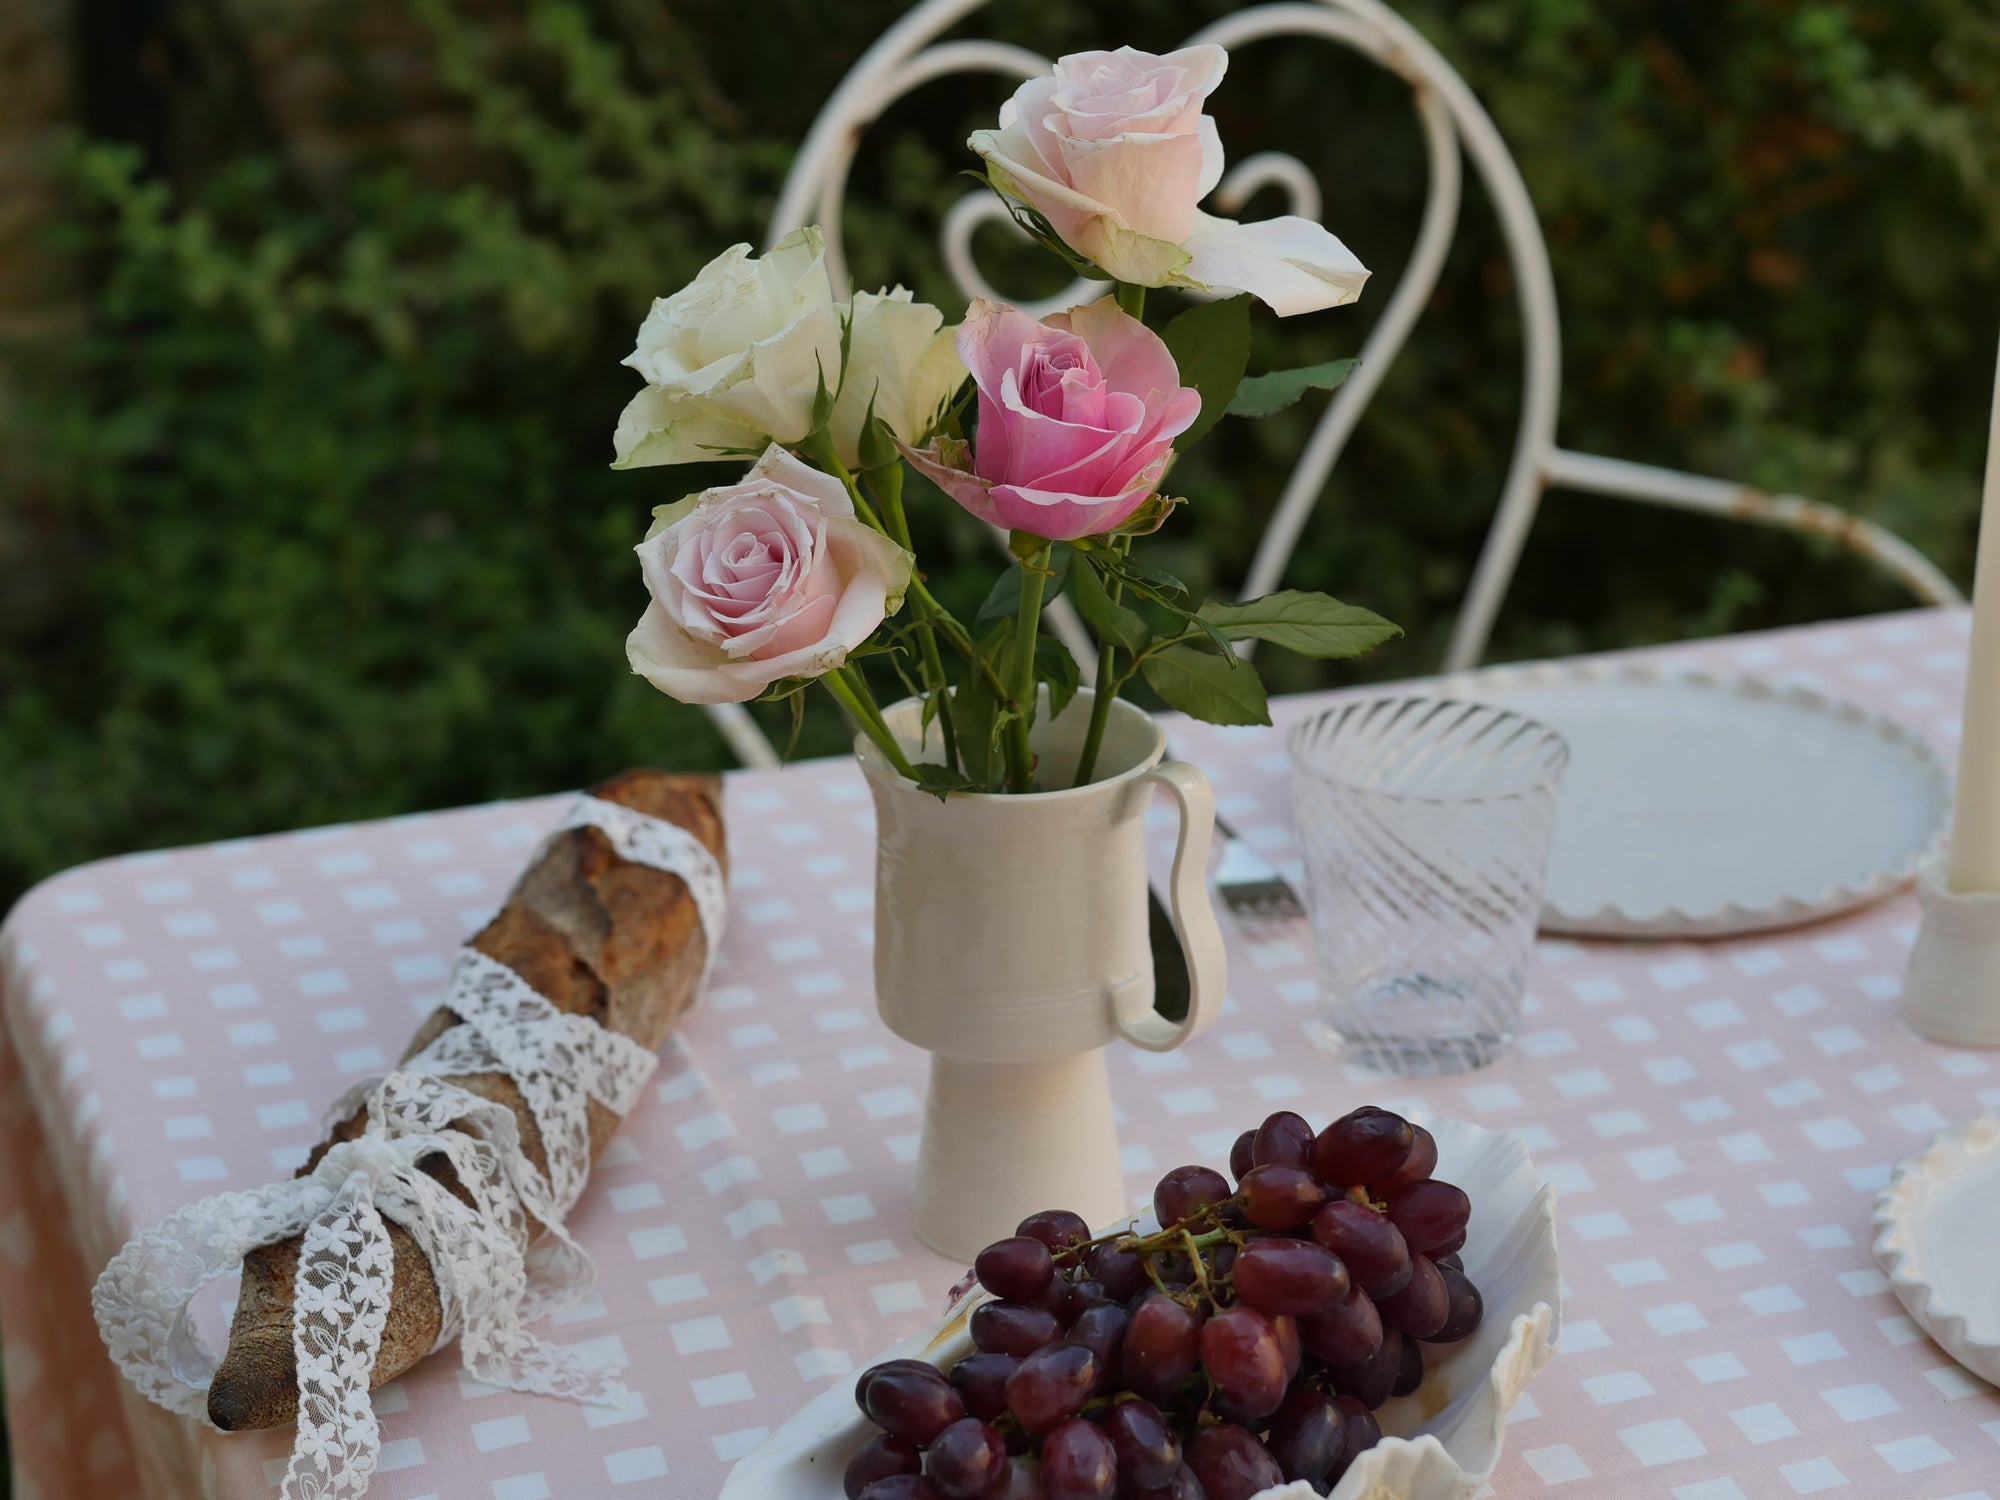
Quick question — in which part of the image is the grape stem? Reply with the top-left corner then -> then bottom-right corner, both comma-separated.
1178,1229 -> 1212,1300
1120,1219 -> 1231,1258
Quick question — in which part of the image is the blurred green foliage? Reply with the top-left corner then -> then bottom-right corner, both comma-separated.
2,0 -> 1997,906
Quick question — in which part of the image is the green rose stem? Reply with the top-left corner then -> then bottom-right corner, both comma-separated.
798,431 -> 990,762
796,429 -> 886,530
795,433 -> 944,765
1004,537 -> 1052,793
821,664 -> 920,781
914,582 -> 1009,700
867,460 -> 960,775
1074,282 -> 1147,787
1071,537 -> 1133,786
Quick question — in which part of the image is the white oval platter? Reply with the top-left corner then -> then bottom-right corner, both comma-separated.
1437,661 -> 1950,938
1873,1111 -> 2000,1385
720,1115 -> 1559,1500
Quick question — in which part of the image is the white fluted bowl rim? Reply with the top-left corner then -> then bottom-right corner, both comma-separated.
1872,1110 -> 2000,1385
718,1114 -> 1560,1500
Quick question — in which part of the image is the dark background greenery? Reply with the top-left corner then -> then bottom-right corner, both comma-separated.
3,0 -> 1997,915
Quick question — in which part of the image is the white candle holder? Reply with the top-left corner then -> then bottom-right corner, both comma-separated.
1902,853 -> 2000,1048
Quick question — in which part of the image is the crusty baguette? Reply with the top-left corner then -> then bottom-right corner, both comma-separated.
206,769 -> 726,1432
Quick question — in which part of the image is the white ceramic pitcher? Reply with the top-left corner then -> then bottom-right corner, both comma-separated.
855,690 -> 1228,1261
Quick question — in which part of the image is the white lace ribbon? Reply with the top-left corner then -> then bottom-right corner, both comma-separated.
90,794 -> 724,1500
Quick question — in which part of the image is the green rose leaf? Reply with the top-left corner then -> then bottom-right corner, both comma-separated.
1161,294 -> 1252,452
783,691 -> 807,762
857,407 -> 899,473
1035,635 -> 1081,722
1198,590 -> 1402,659
1140,644 -> 1271,726
975,545 -> 1073,629
808,351 -> 836,435
1110,491 -> 1186,538
1083,545 -> 1187,606
951,664 -> 999,790
1225,357 -> 1359,419
1068,557 -> 1151,654
950,619 -> 1016,792
911,764 -> 977,801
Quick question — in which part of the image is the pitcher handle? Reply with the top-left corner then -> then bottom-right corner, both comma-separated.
1114,760 -> 1229,1052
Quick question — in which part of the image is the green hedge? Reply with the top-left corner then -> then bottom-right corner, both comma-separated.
1,0 -> 1995,906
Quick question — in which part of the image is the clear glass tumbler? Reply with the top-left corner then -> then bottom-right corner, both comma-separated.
1288,697 -> 1570,1075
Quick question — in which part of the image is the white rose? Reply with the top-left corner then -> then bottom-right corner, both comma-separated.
613,227 -> 843,469
626,445 -> 913,704
829,287 -> 966,470
970,46 -> 1370,318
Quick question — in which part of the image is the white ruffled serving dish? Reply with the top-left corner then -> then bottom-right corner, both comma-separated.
1436,661 -> 1950,939
720,1115 -> 1560,1500
1872,1111 -> 2000,1385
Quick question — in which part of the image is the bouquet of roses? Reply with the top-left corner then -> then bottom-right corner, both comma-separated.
613,44 -> 1400,794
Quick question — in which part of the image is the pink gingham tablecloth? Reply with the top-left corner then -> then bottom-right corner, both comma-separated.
3,607 -> 1998,1500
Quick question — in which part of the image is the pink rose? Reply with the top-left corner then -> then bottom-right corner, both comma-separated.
971,46 -> 1370,317
902,297 -> 1200,542
627,446 -> 912,704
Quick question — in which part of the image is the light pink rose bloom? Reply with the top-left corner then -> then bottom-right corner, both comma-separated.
902,297 -> 1200,542
627,446 -> 912,704
971,45 -> 1370,317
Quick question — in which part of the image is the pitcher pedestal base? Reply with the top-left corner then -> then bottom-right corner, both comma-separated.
912,1051 -> 1130,1262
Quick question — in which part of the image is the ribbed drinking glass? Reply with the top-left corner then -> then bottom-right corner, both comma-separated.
1288,697 -> 1570,1075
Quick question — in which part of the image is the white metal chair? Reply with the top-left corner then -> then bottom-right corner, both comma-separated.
706,0 -> 1961,767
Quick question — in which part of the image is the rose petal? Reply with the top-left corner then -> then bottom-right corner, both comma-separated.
1047,45 -> 1227,141
748,445 -> 856,519
628,445 -> 909,703
611,227 -> 845,467
1077,218 -> 1197,289
968,129 -> 1114,257
958,299 -> 1065,393
612,386 -> 763,470
730,575 -> 839,660
622,242 -> 759,384
977,472 -> 1164,542
828,289 -> 967,469
1196,114 -> 1225,198
1054,298 -> 1187,409
1061,131 -> 1207,245
705,304 -> 845,446
1180,212 -> 1372,317
992,375 -> 1141,489
1003,76 -> 1065,179
626,603 -> 751,705
714,519 -> 911,687
900,439 -> 1004,530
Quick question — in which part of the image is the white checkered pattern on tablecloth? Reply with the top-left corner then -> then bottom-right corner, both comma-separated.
1,608 -> 1996,1498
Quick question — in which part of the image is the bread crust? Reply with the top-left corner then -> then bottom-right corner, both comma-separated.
206,770 -> 725,1432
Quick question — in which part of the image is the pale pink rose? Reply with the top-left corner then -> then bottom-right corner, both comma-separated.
902,297 -> 1200,542
970,46 -> 1370,317
627,446 -> 912,704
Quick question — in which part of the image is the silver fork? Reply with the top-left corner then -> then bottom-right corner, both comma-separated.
1210,811 -> 1308,927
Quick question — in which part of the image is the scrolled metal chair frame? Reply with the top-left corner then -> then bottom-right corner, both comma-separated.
701,0 -> 1959,768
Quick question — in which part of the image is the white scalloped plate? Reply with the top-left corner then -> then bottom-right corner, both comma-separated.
719,1115 -> 1560,1500
1436,661 -> 1950,938
1872,1112 -> 2000,1386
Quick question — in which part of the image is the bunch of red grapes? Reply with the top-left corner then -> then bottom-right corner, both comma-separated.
845,1106 -> 1484,1500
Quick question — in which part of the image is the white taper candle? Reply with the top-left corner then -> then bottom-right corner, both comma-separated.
1946,334 -> 2000,893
